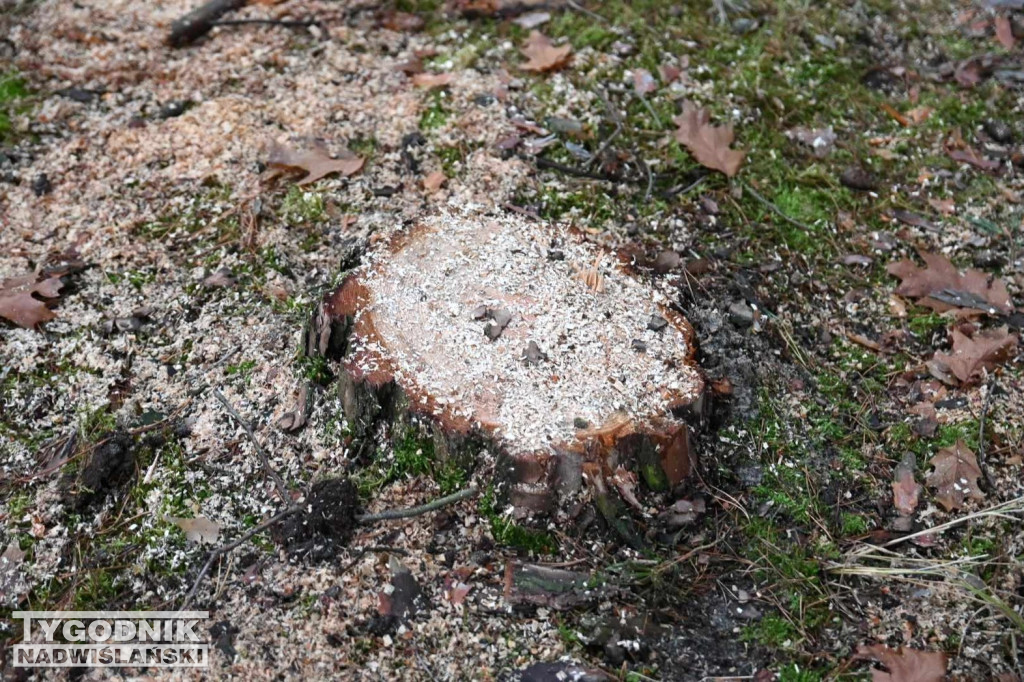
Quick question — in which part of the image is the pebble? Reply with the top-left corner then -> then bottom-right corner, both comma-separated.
647,315 -> 668,332
159,100 -> 190,119
728,301 -> 755,327
984,119 -> 1014,144
630,339 -> 647,353
839,166 -> 878,191
32,173 -> 51,196
522,341 -> 547,365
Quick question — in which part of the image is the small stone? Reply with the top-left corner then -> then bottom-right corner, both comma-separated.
471,304 -> 490,320
984,119 -> 1014,144
159,100 -> 190,119
653,250 -> 681,274
647,315 -> 668,332
630,339 -> 647,353
32,173 -> 51,197
546,249 -> 565,261
573,417 -> 590,429
839,166 -> 878,191
522,341 -> 547,365
728,301 -> 755,327
491,307 -> 512,329
203,268 -> 236,288
484,322 -> 504,340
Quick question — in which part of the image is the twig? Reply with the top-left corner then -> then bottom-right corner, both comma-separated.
357,486 -> 479,523
663,174 -> 708,199
212,389 -> 290,502
739,180 -> 817,235
168,0 -> 248,47
211,18 -> 317,28
566,0 -> 606,23
179,505 -> 299,610
533,156 -> 620,182
977,378 -> 997,491
502,203 -> 542,221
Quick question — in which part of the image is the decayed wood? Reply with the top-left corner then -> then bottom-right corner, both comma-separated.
168,0 -> 248,47
311,211 -> 705,523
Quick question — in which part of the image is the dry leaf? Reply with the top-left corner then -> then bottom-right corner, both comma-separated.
856,644 -> 948,682
786,126 -> 837,158
411,72 -> 454,89
520,31 -> 572,72
266,139 -> 364,186
423,170 -> 447,193
887,250 -> 1013,315
996,15 -> 1015,50
928,326 -> 1018,385
949,147 -> 1001,172
892,453 -> 922,517
165,515 -> 222,545
672,102 -> 745,177
276,385 -> 309,432
927,198 -> 956,216
905,106 -> 933,125
632,68 -> 656,95
610,467 -> 643,511
926,440 -> 985,511
0,273 -> 66,329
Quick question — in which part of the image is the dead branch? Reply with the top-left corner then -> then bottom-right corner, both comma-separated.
357,486 -> 479,523
212,389 -> 291,502
168,0 -> 248,48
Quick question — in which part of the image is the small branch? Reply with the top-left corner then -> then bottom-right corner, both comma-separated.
662,174 -> 708,199
977,378 -> 997,491
211,18 -> 317,28
179,505 -> 299,610
168,0 -> 248,47
212,389 -> 290,502
357,486 -> 479,523
533,156 -> 622,182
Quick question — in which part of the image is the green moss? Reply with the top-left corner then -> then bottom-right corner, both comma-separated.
419,89 -> 450,131
478,485 -> 557,554
742,613 -> 798,647
0,71 -> 32,143
280,185 -> 327,224
840,512 -> 868,536
225,359 -> 257,384
907,311 -> 948,338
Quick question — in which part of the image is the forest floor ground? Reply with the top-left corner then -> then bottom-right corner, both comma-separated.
3,0 -> 1024,680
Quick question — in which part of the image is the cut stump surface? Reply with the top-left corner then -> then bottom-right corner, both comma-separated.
318,211 -> 705,519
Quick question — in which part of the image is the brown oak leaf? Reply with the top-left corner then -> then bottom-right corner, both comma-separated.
926,440 -> 985,511
267,139 -> 365,186
0,273 -> 66,329
856,644 -> 948,682
672,102 -> 745,177
928,326 -> 1018,385
892,453 -> 922,517
887,250 -> 1013,315
520,31 -> 572,72
411,72 -> 454,89
996,15 -> 1015,50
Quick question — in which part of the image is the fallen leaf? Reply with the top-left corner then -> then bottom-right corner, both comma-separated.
0,273 -> 66,329
411,72 -> 454,89
444,575 -> 472,605
905,106 -> 933,125
513,11 -> 550,29
632,68 -> 656,95
996,15 -> 1015,49
928,326 -> 1018,385
786,126 -> 837,158
423,170 -> 447,193
856,644 -> 948,682
203,268 -> 236,288
927,198 -> 956,215
949,147 -> 1001,171
377,557 -> 423,621
381,11 -> 425,32
887,250 -> 1013,315
266,139 -> 364,186
610,467 -> 643,511
892,453 -> 922,517
165,515 -> 222,545
659,62 -> 683,84
276,385 -> 308,432
395,56 -> 425,75
672,102 -> 745,177
520,31 -> 572,72
926,440 -> 985,511
889,209 -> 936,231
0,541 -> 27,603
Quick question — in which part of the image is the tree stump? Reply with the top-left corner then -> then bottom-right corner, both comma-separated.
310,211 -> 705,526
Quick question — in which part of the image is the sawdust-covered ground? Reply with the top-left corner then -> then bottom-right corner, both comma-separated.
3,0 -> 1024,680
